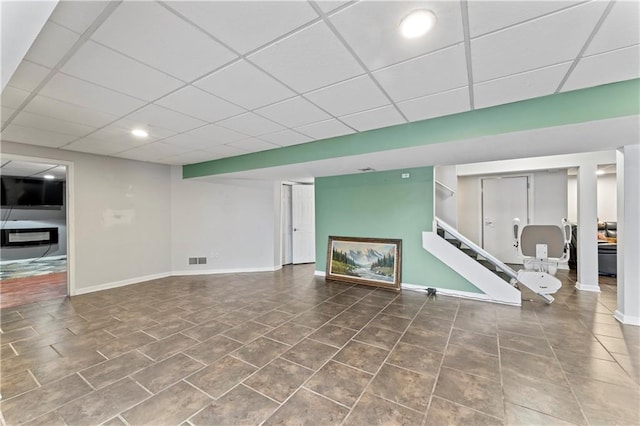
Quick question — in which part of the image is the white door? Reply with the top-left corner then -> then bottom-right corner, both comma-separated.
482,176 -> 529,264
292,184 -> 315,264
281,185 -> 293,265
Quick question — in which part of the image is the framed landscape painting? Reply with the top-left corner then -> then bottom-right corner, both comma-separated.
326,236 -> 402,291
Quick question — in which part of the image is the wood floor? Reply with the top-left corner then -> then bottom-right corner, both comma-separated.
0,272 -> 67,309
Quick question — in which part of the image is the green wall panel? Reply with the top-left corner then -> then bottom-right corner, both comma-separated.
184,79 -> 640,178
315,167 -> 481,293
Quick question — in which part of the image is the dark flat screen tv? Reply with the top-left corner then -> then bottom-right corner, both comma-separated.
1,176 -> 64,207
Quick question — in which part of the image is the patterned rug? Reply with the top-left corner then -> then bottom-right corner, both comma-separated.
0,256 -> 67,280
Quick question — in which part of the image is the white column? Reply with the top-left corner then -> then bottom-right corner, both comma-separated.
615,145 -> 640,325
576,162 -> 600,291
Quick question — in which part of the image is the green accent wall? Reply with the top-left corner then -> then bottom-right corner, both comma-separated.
184,79 -> 639,178
315,167 -> 481,293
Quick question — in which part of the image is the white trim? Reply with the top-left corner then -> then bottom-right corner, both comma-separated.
172,265 -> 280,276
315,270 -> 326,277
72,272 -> 171,295
575,282 -> 601,292
614,310 -> 640,326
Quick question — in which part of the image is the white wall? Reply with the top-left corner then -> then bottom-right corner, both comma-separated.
170,166 -> 280,273
457,170 -> 568,246
1,141 -> 172,292
568,173 -> 617,223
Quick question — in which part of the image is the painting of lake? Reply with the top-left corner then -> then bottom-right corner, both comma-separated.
326,237 -> 402,290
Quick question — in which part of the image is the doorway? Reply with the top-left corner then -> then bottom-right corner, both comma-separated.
281,183 -> 315,265
0,159 -> 70,307
481,176 -> 530,264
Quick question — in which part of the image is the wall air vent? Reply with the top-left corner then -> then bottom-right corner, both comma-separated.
197,257 -> 207,264
188,257 -> 198,265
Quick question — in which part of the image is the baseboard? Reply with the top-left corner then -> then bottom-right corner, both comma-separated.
315,271 -> 519,306
172,265 -> 280,276
72,271 -> 172,295
575,282 -> 601,292
614,310 -> 640,326
402,283 -> 521,306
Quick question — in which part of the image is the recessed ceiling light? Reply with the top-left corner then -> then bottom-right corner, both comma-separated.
131,129 -> 149,138
400,10 -> 436,39
43,174 -> 55,180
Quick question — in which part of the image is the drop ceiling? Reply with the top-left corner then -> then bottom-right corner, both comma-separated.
1,0 -> 638,167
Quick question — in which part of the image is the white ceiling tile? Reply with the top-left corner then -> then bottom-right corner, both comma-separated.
317,1 -> 351,14
217,112 -> 284,137
373,44 -> 468,102
330,1 -> 464,70
39,73 -> 145,116
195,60 -> 295,109
90,123 -> 175,145
155,85 -> 245,123
185,124 -> 248,146
49,1 -> 111,34
562,45 -> 640,92
585,1 -> 640,56
1,123 -> 78,148
6,61 -> 50,92
159,150 -> 216,165
11,110 -> 96,137
64,137 -> 134,156
259,129 -> 312,147
475,62 -> 572,109
165,1 -> 318,54
120,104 -> 206,134
226,138 -> 279,153
249,21 -> 363,93
1,161 -> 58,176
468,0 -> 578,38
161,133 -> 214,151
115,142 -> 191,162
91,2 -> 236,82
305,75 -> 389,117
472,1 -> 608,82
24,21 -> 79,68
2,107 -> 16,124
295,118 -> 355,140
1,86 -> 30,109
255,97 -> 331,128
61,41 -> 183,101
339,106 -> 405,132
23,95 -> 119,128
397,87 -> 470,122
203,144 -> 248,160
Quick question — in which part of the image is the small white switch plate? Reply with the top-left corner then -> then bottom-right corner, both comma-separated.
401,173 -> 410,179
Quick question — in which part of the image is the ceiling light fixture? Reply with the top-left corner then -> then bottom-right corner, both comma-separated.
43,174 -> 55,180
131,129 -> 149,138
596,169 -> 605,175
400,10 -> 436,39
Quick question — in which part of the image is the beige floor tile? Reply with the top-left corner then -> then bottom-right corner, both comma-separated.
368,364 -> 435,413
425,396 -> 503,425
190,384 -> 278,425
122,381 -> 211,425
343,392 -> 424,426
386,342 -> 442,377
244,357 -> 313,402
132,353 -> 205,393
333,340 -> 389,374
263,388 -> 349,426
305,360 -> 372,407
79,350 -> 152,389
232,336 -> 289,367
186,355 -> 256,398
183,334 -> 242,364
434,367 -> 503,419
281,338 -> 338,370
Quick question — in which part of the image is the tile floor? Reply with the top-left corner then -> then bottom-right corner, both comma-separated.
0,265 -> 638,425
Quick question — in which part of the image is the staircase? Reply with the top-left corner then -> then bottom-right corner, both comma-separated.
436,227 -> 514,283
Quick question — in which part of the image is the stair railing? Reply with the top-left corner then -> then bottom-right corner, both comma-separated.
434,216 -> 519,282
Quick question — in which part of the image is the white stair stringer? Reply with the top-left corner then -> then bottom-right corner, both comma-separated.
423,232 -> 522,306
